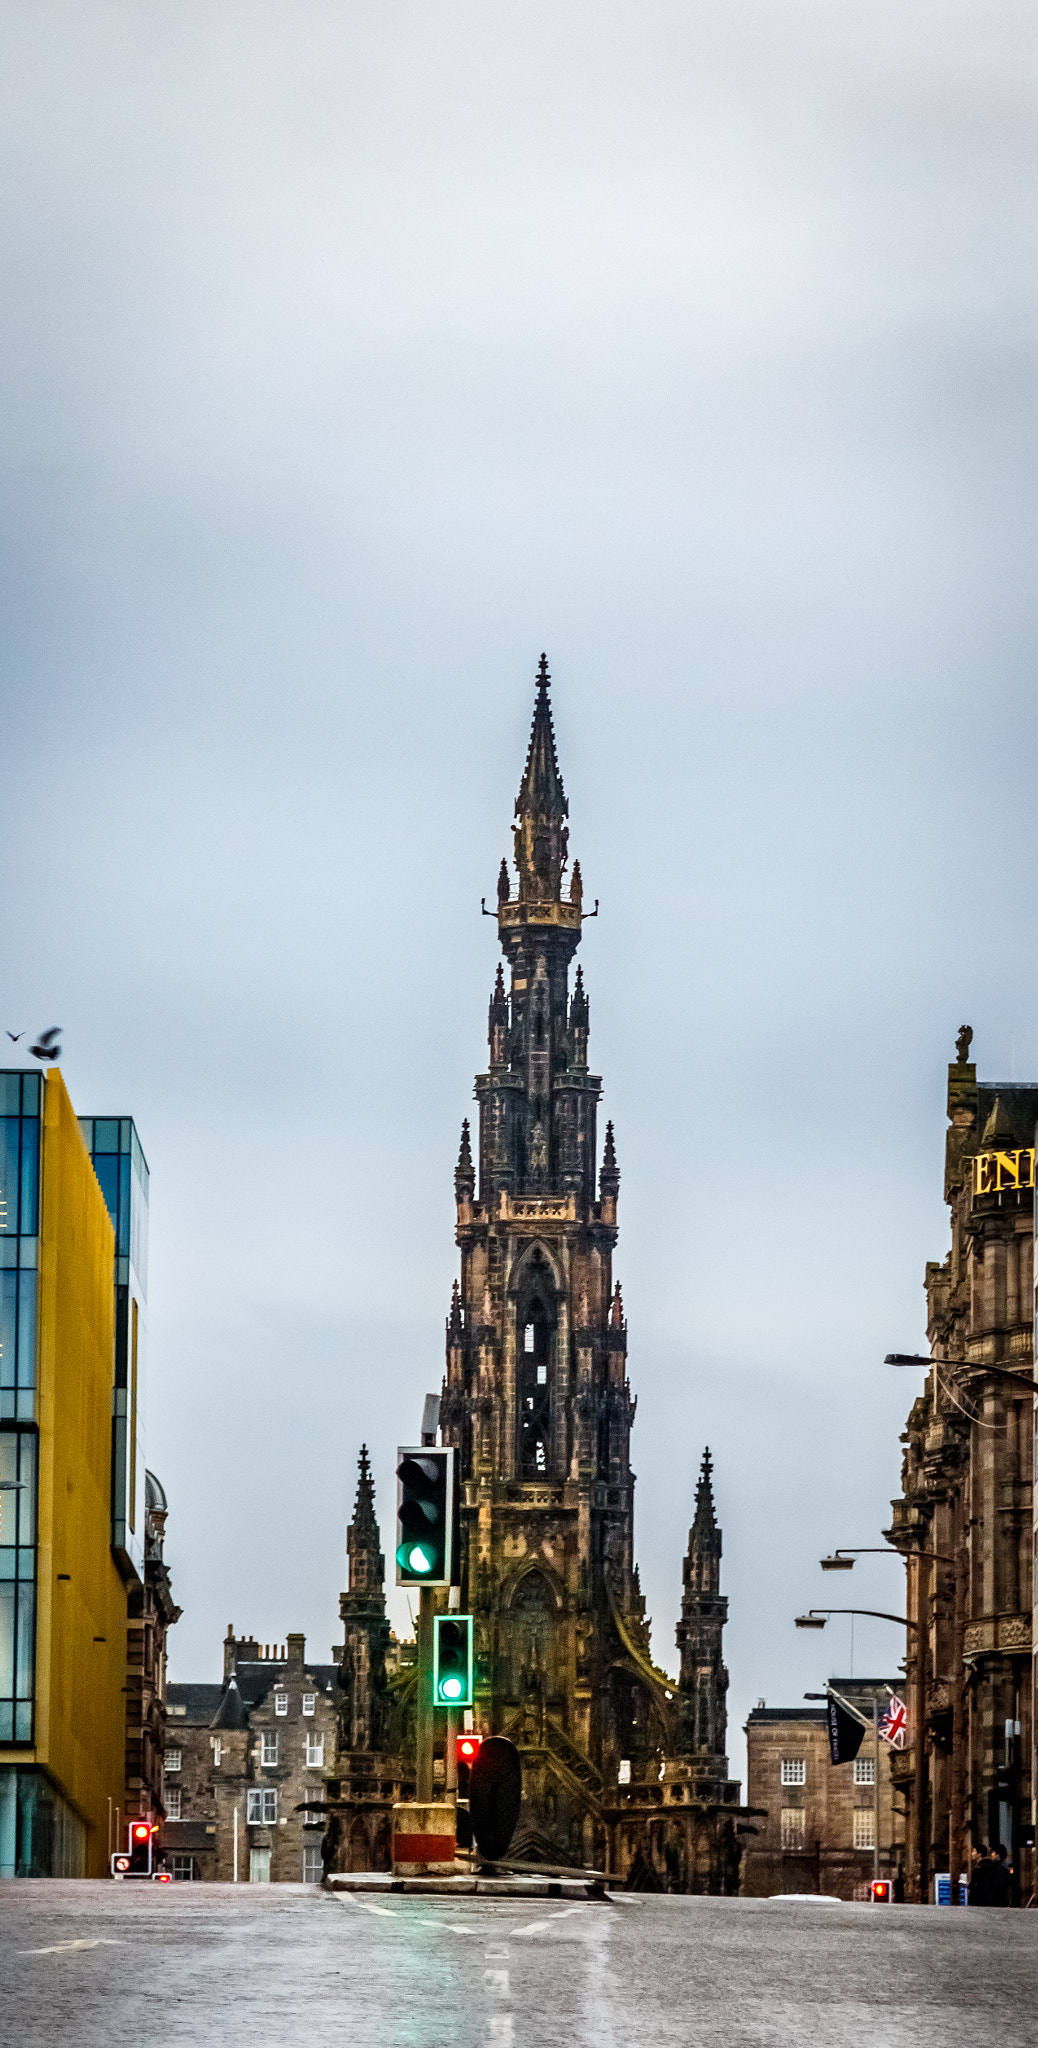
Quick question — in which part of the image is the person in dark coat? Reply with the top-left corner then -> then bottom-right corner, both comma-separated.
968,1845 -> 992,1905
988,1845 -> 1012,1907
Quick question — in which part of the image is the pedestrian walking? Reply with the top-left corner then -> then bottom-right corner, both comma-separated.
968,1845 -> 992,1905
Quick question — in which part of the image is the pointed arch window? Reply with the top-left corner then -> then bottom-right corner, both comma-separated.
518,1294 -> 552,1477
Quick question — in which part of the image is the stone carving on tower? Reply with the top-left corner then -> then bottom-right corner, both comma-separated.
432,655 -> 746,1889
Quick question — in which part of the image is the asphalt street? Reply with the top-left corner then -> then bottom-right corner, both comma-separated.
1,1882 -> 1035,2048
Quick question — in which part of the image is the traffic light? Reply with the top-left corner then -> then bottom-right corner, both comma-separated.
128,1821 -> 153,1876
455,1732 -> 482,1853
395,1447 -> 455,1585
870,1879 -> 891,1903
433,1614 -> 473,1706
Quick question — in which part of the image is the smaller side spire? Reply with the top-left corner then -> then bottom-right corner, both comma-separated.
599,1121 -> 620,1224
455,1117 -> 475,1203
489,964 -> 509,1068
447,1278 -> 463,1341
346,1443 -> 385,1597
690,1448 -> 719,1552
609,1280 -> 624,1329
569,964 -> 589,1070
497,858 -> 511,905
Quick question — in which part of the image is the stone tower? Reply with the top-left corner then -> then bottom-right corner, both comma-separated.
339,1446 -> 388,1753
438,657 -> 739,1875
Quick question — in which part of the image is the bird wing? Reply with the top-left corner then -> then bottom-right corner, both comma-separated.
37,1026 -> 62,1046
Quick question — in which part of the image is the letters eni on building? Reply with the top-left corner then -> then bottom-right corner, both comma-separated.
973,1147 -> 1036,1196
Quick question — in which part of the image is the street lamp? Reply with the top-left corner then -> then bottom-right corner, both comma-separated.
795,1608 -> 916,1632
886,1350 -> 1034,1386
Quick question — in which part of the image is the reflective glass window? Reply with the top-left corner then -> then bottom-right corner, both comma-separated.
0,1428 -> 37,1741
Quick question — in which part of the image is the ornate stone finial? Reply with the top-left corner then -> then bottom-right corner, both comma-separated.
455,1118 -> 475,1201
610,1281 -> 624,1329
447,1279 -> 463,1341
600,1120 -> 620,1202
570,857 -> 583,909
497,857 -> 511,904
955,1024 -> 973,1065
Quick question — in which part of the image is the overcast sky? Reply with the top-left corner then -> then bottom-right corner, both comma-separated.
3,2 -> 1037,1776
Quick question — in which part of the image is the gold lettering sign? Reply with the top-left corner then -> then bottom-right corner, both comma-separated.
973,1148 -> 1035,1196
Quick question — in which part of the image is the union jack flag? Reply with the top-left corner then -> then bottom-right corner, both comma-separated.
879,1695 -> 907,1749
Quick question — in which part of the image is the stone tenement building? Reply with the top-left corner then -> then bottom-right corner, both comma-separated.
127,1471 -> 179,1831
335,659 -> 747,1892
743,1684 -> 904,1900
164,1633 -> 340,1882
886,1029 -> 1033,1903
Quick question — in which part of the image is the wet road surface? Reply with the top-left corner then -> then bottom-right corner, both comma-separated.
2,1880 -> 1036,2048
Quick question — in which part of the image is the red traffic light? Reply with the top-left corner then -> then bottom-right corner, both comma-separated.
157,1871 -> 172,1882
870,1879 -> 891,1903
457,1735 -> 482,1762
132,1823 -> 150,1841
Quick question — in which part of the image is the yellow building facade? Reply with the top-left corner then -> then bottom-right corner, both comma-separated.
1,1070 -> 129,1876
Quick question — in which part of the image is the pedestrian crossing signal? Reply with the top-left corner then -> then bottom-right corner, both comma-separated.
395,1447 -> 455,1586
870,1879 -> 891,1903
433,1614 -> 473,1705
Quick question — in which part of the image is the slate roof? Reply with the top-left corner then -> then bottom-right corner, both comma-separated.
166,1683 -> 223,1725
976,1084 -> 1038,1149
167,1665 -> 340,1728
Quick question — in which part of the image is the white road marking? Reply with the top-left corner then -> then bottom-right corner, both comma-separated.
510,1905 -> 589,1936
345,1900 -> 398,1918
487,2021 -> 514,2043
22,1939 -> 122,1956
484,1968 -> 510,1992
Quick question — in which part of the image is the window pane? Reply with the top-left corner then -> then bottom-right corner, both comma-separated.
0,1580 -> 13,1695
18,1123 -> 38,1237
14,1582 -> 34,1696
0,1271 -> 15,1389
17,1271 -> 37,1391
853,1808 -> 875,1849
0,1120 -> 19,1229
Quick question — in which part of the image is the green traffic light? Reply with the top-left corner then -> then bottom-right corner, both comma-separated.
432,1613 -> 474,1708
408,1545 -> 433,1574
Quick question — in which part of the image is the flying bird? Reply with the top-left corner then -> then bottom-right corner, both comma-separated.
5,1031 -> 23,1042
29,1027 -> 62,1062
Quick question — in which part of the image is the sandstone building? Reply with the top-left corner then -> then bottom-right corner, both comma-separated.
886,1029 -> 1033,1902
164,1631 -> 340,1882
742,1683 -> 904,1899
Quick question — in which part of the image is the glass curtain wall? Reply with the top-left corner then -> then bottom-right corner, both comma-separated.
0,1073 -> 40,1748
78,1116 -> 149,1581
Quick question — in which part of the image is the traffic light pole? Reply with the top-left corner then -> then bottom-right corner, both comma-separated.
445,1584 -> 460,1793
416,1586 -> 435,1804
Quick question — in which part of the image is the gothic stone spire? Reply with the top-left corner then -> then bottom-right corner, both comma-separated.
511,655 -> 572,908
345,1444 -> 384,1597
675,1449 -> 729,1766
340,1443 -> 388,1753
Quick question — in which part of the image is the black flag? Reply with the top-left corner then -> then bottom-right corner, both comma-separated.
827,1695 -> 865,1765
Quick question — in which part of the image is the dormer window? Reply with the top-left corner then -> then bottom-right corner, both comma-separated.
274,1691 -> 288,1717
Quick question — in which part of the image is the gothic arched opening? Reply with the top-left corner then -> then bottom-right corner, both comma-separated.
515,1247 -> 556,1478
